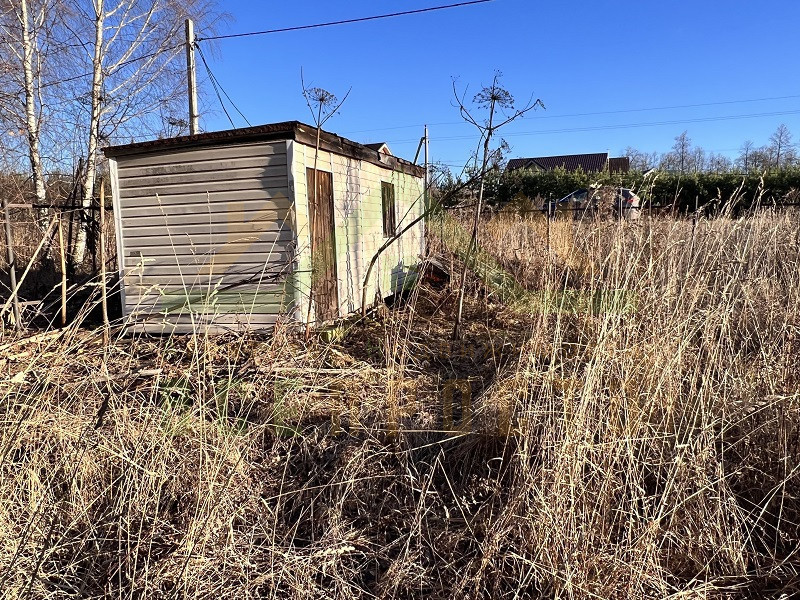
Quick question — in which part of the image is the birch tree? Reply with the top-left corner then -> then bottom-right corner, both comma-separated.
71,0 -> 219,265
1,0 -> 220,266
769,124 -> 794,171
737,140 -> 754,172
672,131 -> 691,174
707,153 -> 731,174
0,0 -> 55,228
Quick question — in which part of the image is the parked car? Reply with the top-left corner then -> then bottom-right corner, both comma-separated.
543,186 -> 641,220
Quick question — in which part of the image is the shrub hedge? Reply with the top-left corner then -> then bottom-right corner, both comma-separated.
480,166 -> 800,213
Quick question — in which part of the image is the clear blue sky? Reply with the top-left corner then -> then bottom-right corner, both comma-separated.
194,0 -> 800,170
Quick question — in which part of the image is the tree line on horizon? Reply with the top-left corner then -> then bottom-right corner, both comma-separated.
623,125 -> 797,175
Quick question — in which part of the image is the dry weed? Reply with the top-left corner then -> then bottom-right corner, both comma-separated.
1,211 -> 798,598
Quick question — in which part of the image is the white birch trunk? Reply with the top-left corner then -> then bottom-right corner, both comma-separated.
72,0 -> 105,267
18,0 -> 48,228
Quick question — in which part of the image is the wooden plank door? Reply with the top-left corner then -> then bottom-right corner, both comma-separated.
306,168 -> 338,322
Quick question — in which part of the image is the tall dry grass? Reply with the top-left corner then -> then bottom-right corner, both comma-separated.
0,210 -> 798,598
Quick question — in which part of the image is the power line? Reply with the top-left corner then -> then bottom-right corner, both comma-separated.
197,45 -> 235,128
383,108 -> 800,144
536,94 -> 800,120
45,42 -> 185,89
196,0 -> 495,41
2,2 -> 496,95
489,109 -> 800,138
344,93 -> 800,136
195,43 -> 252,128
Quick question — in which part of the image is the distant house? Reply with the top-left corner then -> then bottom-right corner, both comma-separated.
507,153 -> 630,174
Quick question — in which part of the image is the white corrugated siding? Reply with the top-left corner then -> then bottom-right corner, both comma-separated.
290,142 -> 425,321
112,140 -> 297,334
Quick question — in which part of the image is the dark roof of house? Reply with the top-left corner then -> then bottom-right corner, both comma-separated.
505,157 -> 537,171
103,121 -> 423,177
608,156 -> 630,173
507,153 -> 610,173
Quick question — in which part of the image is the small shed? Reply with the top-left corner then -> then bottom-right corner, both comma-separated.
103,121 -> 426,333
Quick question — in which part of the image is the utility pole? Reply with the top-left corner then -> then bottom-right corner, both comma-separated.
185,19 -> 199,135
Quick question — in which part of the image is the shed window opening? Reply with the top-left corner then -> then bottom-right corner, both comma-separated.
381,181 -> 396,237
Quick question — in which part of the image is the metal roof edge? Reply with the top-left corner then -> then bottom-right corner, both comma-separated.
102,121 -> 300,157
102,121 -> 424,178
